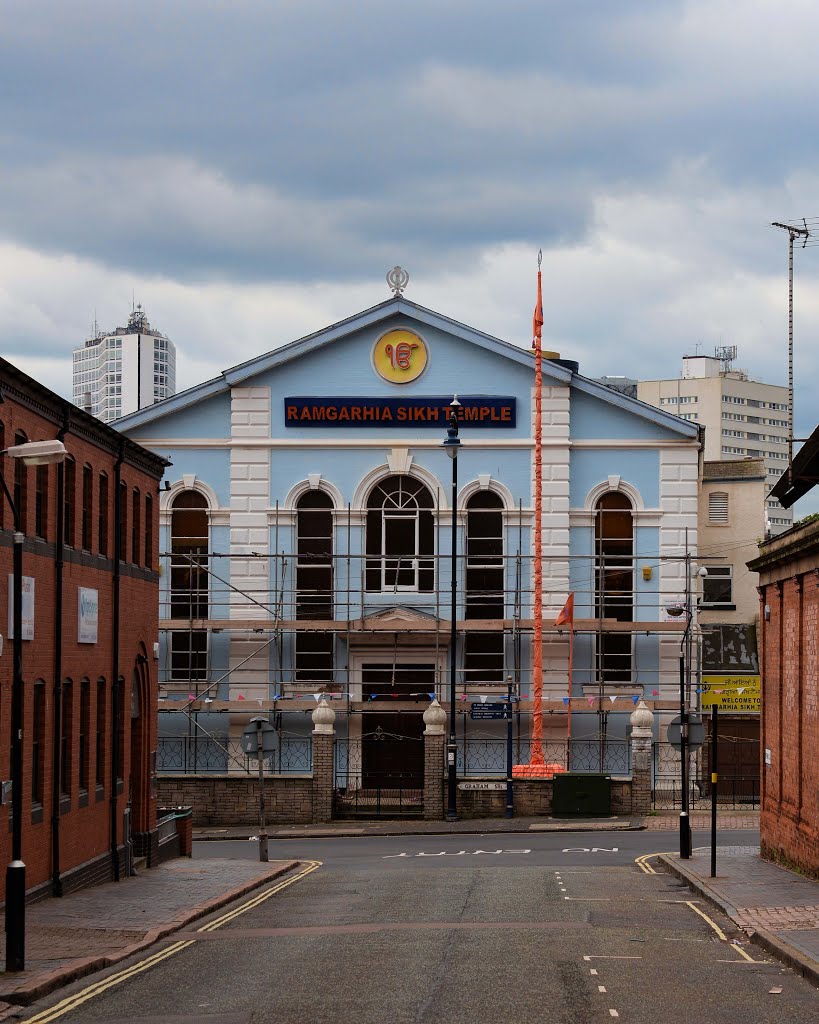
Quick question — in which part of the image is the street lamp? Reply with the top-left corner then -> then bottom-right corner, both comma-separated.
1,438 -> 67,972
665,559 -> 707,861
442,396 -> 461,821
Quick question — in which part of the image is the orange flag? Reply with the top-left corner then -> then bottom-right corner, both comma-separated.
555,592 -> 574,626
532,266 -> 543,350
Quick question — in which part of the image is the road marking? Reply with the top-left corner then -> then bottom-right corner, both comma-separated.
684,900 -> 728,941
561,847 -> 619,853
609,1009 -> 620,1017
564,897 -> 611,901
598,985 -> 607,993
383,848 -> 531,859
589,969 -> 598,975
634,851 -> 672,874
584,955 -> 642,961
25,862 -> 321,1023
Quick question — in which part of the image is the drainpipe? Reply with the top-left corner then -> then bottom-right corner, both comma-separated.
50,409 -> 69,896
110,442 -> 124,881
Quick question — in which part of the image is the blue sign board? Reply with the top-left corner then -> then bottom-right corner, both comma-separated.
470,701 -> 513,720
285,396 -> 516,428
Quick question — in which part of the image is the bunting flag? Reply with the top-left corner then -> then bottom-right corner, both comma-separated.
428,692 -> 435,701
479,694 -> 488,703
651,689 -> 659,696
187,693 -> 195,701
237,694 -> 246,701
555,593 -> 574,627
587,696 -> 595,706
736,687 -> 745,695
609,695 -> 617,703
632,695 -> 640,704
562,697 -> 570,705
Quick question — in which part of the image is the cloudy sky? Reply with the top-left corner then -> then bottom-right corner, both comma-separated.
2,0 -> 819,508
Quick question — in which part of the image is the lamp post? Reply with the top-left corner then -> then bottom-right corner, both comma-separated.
1,438 -> 67,972
442,396 -> 461,821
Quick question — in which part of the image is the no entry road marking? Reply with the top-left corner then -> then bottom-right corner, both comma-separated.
382,848 -> 532,858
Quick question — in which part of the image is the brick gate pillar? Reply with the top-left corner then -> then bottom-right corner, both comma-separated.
423,699 -> 447,821
629,700 -> 655,817
311,699 -> 336,823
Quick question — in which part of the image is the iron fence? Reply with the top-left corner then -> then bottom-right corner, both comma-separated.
458,737 -> 630,775
334,734 -> 424,818
157,735 -> 312,775
651,741 -> 759,810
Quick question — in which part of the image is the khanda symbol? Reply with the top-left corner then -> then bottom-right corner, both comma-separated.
384,341 -> 418,370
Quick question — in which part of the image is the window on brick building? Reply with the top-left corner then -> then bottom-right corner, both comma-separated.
0,420 -> 4,529
115,676 -> 125,785
35,464 -> 49,540
118,481 -> 128,561
595,492 -> 634,683
98,473 -> 109,556
79,678 -> 90,792
295,489 -> 334,685
31,681 -> 46,806
132,488 -> 140,564
61,680 -> 73,800
95,678 -> 106,789
144,493 -> 153,568
81,465 -> 93,550
13,430 -> 28,533
63,458 -> 76,547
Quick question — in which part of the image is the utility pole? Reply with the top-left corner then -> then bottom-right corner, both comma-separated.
771,220 -> 809,487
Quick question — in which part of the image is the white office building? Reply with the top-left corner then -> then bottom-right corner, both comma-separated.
73,307 -> 176,423
638,349 -> 792,532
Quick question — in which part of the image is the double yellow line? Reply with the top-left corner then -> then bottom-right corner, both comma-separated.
25,860 -> 321,1024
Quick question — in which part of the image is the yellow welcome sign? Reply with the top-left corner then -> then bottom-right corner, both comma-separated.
700,674 -> 760,713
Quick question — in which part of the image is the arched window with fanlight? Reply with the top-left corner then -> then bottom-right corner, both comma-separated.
463,490 -> 505,686
594,491 -> 634,683
295,490 -> 334,686
169,489 -> 209,682
365,474 -> 434,592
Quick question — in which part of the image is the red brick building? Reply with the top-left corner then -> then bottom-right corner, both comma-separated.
749,447 -> 819,876
1,357 -> 168,900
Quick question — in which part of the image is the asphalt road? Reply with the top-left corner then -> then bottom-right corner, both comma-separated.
192,829 -> 758,869
20,829 -> 819,1024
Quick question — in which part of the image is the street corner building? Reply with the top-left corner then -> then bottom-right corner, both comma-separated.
749,425 -> 819,877
0,357 -> 168,901
117,286 -> 701,819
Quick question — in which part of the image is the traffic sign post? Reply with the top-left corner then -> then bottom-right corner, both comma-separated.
667,713 -> 705,752
242,718 -> 274,862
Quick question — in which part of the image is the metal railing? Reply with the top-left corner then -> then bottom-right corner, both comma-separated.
458,737 -> 630,775
157,735 -> 312,775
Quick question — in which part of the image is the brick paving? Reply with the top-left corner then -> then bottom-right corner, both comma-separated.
660,846 -> 819,985
0,856 -> 296,1008
645,810 -> 760,831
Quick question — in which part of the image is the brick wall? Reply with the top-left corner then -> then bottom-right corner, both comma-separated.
156,776 -> 314,826
750,522 -> 819,878
444,778 -> 633,819
0,360 -> 165,901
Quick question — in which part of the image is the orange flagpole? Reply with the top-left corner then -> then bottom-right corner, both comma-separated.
531,251 -> 545,767
566,621 -> 573,768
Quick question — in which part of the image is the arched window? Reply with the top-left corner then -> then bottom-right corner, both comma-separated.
131,488 -> 141,564
64,457 -> 76,547
366,475 -> 434,592
98,472 -> 109,556
464,491 -> 505,686
594,492 -> 634,683
295,490 -> 334,687
35,463 -> 49,540
170,489 -> 209,681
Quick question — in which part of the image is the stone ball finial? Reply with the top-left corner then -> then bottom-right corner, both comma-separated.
630,699 -> 654,733
312,698 -> 336,734
423,698 -> 447,735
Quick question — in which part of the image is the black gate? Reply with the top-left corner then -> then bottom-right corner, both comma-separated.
652,741 -> 759,810
334,727 -> 424,818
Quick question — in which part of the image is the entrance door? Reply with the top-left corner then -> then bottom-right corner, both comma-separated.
361,663 -> 432,786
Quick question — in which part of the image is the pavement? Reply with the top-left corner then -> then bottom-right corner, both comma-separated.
0,856 -> 297,1014
661,845 -> 819,988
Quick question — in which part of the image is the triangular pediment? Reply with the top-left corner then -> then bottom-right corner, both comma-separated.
358,605 -> 441,631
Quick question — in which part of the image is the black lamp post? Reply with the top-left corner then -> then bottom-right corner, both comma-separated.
1,438 -> 66,972
442,396 -> 461,821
